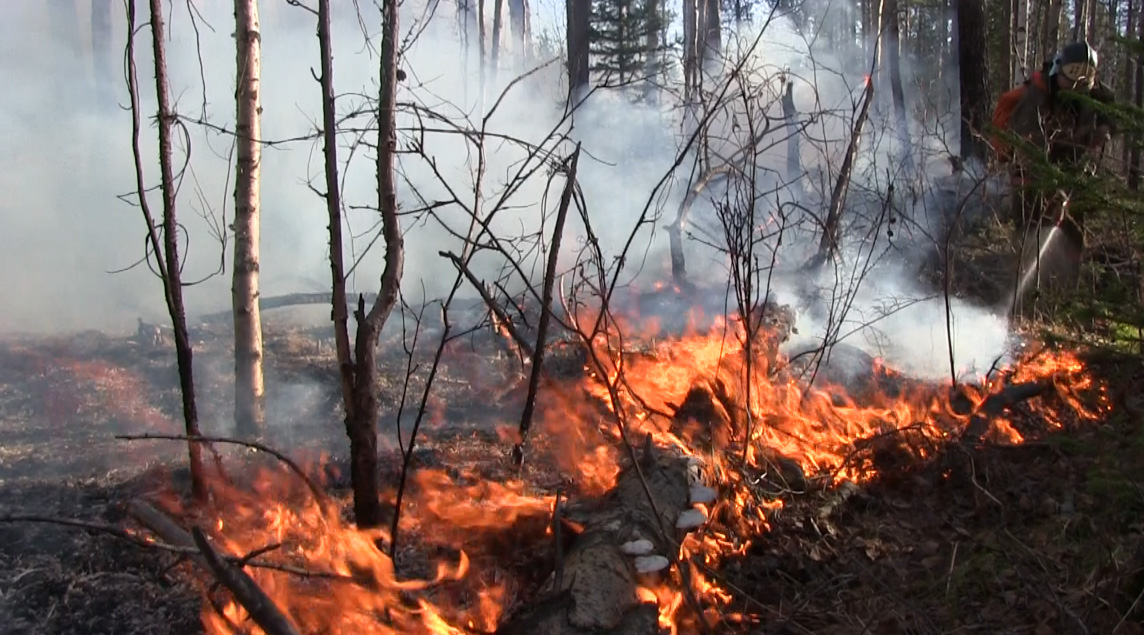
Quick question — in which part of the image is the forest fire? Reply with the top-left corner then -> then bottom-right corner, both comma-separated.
141,312 -> 1109,635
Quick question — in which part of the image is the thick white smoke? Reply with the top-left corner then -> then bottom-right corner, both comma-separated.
0,0 -> 1011,383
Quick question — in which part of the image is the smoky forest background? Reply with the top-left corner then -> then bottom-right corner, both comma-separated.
4,0 -> 1144,633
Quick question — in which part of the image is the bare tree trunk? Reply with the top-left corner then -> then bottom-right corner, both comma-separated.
1011,0 -> 1027,83
343,0 -> 406,530
458,0 -> 477,102
131,0 -> 208,502
478,0 -> 488,107
702,0 -> 721,69
315,0 -> 356,446
1000,0 -> 1013,89
1086,0 -> 1098,42
566,0 -> 590,104
1131,2 -> 1144,189
508,0 -> 530,66
682,0 -> 698,98
884,0 -> 911,165
1041,0 -> 1063,63
232,0 -> 266,438
490,0 -> 505,87
956,0 -> 989,162
91,0 -> 115,110
1029,0 -> 1042,65
1123,0 -> 1135,169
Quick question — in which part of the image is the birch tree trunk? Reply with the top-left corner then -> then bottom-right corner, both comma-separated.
232,0 -> 266,438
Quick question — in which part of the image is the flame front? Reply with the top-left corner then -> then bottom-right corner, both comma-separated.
173,314 -> 1105,635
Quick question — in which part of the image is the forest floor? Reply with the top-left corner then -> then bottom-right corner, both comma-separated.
2,233 -> 1144,634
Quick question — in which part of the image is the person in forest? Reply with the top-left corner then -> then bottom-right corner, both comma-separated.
988,40 -> 1116,304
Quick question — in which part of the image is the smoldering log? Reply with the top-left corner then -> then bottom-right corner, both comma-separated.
958,380 -> 1052,443
495,442 -> 707,635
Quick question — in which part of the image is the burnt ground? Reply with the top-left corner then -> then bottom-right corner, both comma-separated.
0,312 -> 1141,634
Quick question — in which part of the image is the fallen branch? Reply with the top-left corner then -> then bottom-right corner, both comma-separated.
440,250 -> 535,358
191,526 -> 303,635
115,433 -> 330,511
0,510 -> 349,580
958,380 -> 1053,443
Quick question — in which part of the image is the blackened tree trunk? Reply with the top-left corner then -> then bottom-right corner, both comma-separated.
131,0 -> 208,502
316,0 -> 405,531
342,0 -> 406,530
566,0 -> 591,103
956,0 -> 989,162
232,0 -> 266,438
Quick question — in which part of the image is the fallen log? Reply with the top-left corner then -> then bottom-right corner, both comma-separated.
196,291 -> 380,323
495,440 -> 711,635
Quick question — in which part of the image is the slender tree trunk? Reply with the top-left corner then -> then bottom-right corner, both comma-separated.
458,0 -> 477,103
92,0 -> 115,110
956,0 -> 989,161
1000,0 -> 1013,89
885,0 -> 911,165
1029,0 -> 1041,65
683,0 -> 698,98
702,0 -> 721,69
143,0 -> 208,502
478,0 -> 487,107
566,0 -> 590,104
490,0 -> 505,87
507,0 -> 530,66
1041,0 -> 1063,63
344,0 -> 406,530
1131,2 -> 1144,189
1122,0 -> 1135,168
315,0 -> 356,447
232,0 -> 266,438
1011,0 -> 1026,83
1072,0 -> 1085,40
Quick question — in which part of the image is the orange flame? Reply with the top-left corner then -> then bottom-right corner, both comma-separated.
159,306 -> 1105,635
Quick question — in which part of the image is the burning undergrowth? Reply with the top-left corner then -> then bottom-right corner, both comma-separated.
107,295 -> 1114,635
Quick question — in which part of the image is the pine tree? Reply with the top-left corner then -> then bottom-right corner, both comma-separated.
589,0 -> 672,94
